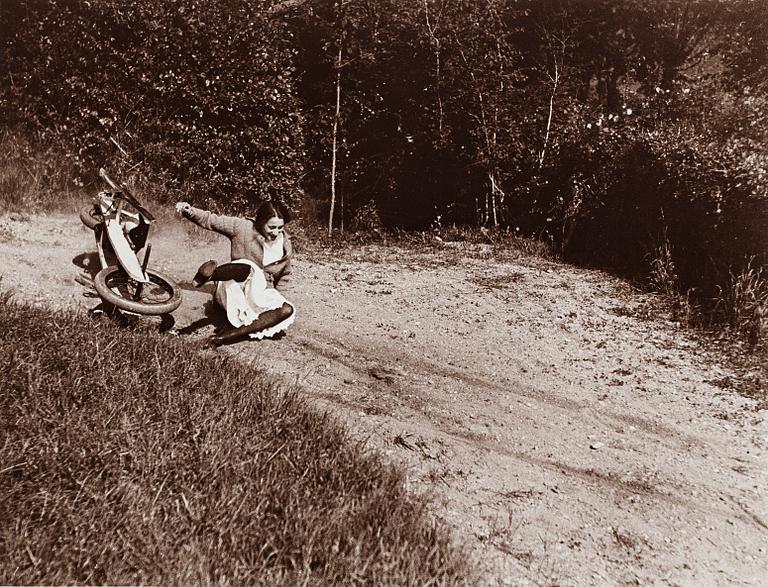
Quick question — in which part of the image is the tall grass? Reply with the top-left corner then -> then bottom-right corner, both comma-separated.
716,257 -> 768,346
648,233 -> 678,299
0,291 -> 471,585
0,129 -> 87,213
646,240 -> 768,346
646,232 -> 699,326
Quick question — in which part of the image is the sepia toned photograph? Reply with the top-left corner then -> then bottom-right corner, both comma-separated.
1,1 -> 766,585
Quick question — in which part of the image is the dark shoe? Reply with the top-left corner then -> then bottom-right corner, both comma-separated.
210,333 -> 240,347
209,325 -> 256,347
193,260 -> 217,287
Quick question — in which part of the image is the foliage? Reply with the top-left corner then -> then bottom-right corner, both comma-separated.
0,128 -> 86,212
2,0 -> 767,334
716,257 -> 768,345
0,292 -> 472,585
284,0 -> 767,332
0,0 -> 304,211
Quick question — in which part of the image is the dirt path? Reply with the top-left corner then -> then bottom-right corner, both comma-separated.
2,212 -> 766,586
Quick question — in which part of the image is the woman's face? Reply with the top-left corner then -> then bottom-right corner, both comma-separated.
260,216 -> 285,241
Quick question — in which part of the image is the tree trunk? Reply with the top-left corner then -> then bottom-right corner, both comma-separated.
423,0 -> 444,137
328,44 -> 342,237
539,56 -> 559,170
489,172 -> 503,227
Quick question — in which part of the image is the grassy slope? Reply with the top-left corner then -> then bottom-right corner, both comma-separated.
0,292 -> 470,585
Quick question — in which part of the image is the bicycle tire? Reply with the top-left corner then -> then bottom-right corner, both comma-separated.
94,265 -> 182,315
80,205 -> 101,230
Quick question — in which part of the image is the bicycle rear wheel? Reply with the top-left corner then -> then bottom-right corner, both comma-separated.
94,265 -> 182,315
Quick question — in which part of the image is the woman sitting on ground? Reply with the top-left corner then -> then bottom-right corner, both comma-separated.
175,200 -> 295,346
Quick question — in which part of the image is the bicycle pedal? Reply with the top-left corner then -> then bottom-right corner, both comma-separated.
75,274 -> 95,289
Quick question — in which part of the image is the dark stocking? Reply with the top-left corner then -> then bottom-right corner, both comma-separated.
211,303 -> 294,346
209,262 -> 251,283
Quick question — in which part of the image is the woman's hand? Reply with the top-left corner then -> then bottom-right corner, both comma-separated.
175,202 -> 192,216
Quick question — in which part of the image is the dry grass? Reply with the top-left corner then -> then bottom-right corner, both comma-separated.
0,290 -> 471,586
646,232 -> 700,326
716,257 -> 768,346
0,129 -> 88,214
648,234 -> 678,299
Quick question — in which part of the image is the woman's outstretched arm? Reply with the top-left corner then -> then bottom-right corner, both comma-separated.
175,202 -> 241,238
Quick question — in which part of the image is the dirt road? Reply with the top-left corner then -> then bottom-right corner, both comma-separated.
2,212 -> 766,586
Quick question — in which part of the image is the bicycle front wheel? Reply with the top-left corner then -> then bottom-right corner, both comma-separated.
94,266 -> 182,315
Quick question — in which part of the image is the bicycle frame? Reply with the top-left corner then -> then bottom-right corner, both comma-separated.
94,191 -> 151,283
80,169 -> 182,316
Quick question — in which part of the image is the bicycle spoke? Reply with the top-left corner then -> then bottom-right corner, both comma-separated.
104,273 -> 174,306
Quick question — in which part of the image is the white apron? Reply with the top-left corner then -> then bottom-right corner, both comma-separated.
214,259 -> 295,339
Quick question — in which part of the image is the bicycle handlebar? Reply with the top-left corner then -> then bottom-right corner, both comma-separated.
99,168 -> 155,221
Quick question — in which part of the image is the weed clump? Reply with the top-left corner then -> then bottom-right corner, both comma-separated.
716,257 -> 768,346
0,293 -> 470,585
0,129 -> 85,213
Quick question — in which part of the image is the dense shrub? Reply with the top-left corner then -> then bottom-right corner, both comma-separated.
534,108 -> 767,304
0,0 -> 304,211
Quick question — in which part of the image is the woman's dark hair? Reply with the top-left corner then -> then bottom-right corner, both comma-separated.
251,201 -> 291,230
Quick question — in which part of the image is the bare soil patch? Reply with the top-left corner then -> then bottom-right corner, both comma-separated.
2,212 -> 766,586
